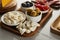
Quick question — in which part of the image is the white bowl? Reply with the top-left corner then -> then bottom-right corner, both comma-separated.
41,9 -> 49,13
1,11 -> 26,26
26,12 -> 42,22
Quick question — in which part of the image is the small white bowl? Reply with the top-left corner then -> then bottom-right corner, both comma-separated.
1,11 -> 26,26
41,9 -> 49,13
26,12 -> 42,22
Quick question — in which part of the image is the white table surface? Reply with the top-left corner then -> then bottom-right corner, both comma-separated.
0,0 -> 60,40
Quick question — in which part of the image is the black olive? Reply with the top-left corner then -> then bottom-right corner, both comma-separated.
21,1 -> 33,7
30,2 -> 33,6
21,3 -> 26,7
26,1 -> 33,7
26,2 -> 31,7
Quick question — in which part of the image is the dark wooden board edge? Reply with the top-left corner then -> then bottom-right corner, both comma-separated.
0,9 -> 53,37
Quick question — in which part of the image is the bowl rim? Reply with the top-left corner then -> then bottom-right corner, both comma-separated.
41,9 -> 49,13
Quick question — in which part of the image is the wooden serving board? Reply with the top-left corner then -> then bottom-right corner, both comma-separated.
0,9 -> 53,37
0,5 -> 17,14
50,16 -> 60,35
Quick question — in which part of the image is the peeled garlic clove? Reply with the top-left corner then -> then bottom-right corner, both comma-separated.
16,22 -> 23,28
22,22 -> 26,28
19,28 -> 26,35
26,29 -> 31,33
30,26 -> 37,31
26,22 -> 31,28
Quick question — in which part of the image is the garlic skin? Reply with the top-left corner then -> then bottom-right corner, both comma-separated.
16,20 -> 40,35
19,28 -> 26,35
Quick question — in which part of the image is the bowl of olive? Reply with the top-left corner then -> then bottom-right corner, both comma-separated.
26,8 -> 42,22
21,1 -> 33,12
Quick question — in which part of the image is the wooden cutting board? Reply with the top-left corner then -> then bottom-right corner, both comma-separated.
0,9 -> 53,37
